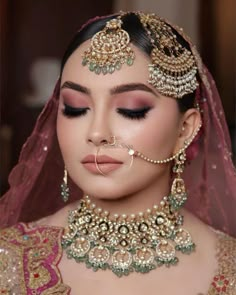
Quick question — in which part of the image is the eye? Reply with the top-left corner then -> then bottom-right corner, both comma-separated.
62,103 -> 89,118
116,107 -> 152,120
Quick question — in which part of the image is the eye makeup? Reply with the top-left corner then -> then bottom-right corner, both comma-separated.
60,87 -> 155,120
116,106 -> 152,120
61,88 -> 89,108
60,89 -> 90,118
113,92 -> 155,120
113,92 -> 156,109
62,104 -> 89,118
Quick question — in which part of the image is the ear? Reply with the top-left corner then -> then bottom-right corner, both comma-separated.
174,108 -> 202,153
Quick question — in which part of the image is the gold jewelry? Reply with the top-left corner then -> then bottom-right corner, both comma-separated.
95,135 -> 134,175
61,168 -> 69,202
133,123 -> 202,164
170,150 -> 187,210
138,12 -> 198,98
82,15 -> 135,75
62,195 -> 195,277
167,123 -> 202,210
82,12 -> 198,99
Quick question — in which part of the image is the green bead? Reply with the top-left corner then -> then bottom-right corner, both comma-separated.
109,65 -> 115,74
89,62 -> 96,71
82,58 -> 87,66
115,62 -> 121,70
127,57 -> 134,66
102,66 -> 108,75
95,66 -> 101,74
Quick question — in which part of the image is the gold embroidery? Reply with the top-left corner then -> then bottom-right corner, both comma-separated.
0,243 -> 26,294
0,223 -> 69,295
29,266 -> 51,289
207,232 -> 236,295
1,223 -> 235,294
42,284 -> 71,294
0,251 -> 9,272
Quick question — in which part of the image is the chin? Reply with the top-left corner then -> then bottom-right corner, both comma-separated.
77,180 -> 133,201
82,186 -> 128,200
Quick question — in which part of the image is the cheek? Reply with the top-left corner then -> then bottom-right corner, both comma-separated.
143,119 -> 176,157
56,113 -> 82,162
115,107 -> 179,158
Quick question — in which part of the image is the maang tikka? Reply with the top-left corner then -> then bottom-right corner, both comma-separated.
82,14 -> 135,75
82,12 -> 198,99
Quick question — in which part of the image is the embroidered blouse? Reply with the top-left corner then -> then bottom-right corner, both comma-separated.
0,223 -> 235,294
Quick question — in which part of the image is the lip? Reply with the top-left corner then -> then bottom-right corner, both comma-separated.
81,154 -> 123,174
81,154 -> 123,164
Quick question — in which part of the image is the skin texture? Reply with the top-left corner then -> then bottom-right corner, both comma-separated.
41,40 -> 219,295
57,41 -> 201,215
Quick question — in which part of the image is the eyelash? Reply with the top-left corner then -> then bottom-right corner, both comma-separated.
62,104 -> 152,120
62,104 -> 89,117
117,107 -> 152,120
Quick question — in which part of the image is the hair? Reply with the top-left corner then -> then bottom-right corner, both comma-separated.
60,13 -> 197,113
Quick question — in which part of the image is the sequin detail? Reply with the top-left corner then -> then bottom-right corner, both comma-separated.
0,223 -> 70,294
0,224 -> 235,294
207,232 -> 236,295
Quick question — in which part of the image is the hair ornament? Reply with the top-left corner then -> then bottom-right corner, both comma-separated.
82,13 -> 135,75
82,12 -> 198,99
138,12 -> 198,98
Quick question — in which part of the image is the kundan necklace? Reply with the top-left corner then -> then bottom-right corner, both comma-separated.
61,195 -> 195,277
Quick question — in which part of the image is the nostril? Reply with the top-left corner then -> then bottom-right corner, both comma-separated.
101,139 -> 108,144
87,137 -> 110,146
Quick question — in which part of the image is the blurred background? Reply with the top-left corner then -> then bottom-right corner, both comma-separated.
0,0 -> 235,195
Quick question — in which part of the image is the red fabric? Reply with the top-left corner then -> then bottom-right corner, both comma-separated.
1,15 -> 236,237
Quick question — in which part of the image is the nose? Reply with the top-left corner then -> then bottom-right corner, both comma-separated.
86,112 -> 112,147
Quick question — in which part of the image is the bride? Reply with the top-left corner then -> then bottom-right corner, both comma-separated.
0,12 -> 235,295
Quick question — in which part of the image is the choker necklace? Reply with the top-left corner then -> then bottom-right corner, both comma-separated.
61,196 -> 195,277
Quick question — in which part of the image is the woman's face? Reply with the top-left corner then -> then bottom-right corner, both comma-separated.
57,41 -> 183,200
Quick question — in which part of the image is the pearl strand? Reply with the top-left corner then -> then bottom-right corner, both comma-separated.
84,195 -> 167,222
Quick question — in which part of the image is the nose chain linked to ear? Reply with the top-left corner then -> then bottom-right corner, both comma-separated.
131,123 -> 202,164
97,123 -> 201,172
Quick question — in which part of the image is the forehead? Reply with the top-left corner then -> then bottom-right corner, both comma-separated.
61,40 -> 152,90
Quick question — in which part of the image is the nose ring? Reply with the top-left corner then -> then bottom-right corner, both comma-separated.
108,135 -> 116,146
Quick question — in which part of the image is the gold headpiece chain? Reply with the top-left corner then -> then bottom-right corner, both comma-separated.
82,12 -> 199,99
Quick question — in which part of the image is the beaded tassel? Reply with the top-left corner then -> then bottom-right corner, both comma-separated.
61,169 -> 69,202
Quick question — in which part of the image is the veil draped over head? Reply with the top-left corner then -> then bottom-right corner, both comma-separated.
0,14 -> 236,237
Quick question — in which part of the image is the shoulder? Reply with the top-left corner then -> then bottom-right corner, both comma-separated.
208,230 -> 236,294
34,201 -> 79,228
0,223 -> 70,294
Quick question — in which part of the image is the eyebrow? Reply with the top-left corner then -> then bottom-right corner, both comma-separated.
110,83 -> 158,96
61,81 -> 158,97
61,81 -> 90,95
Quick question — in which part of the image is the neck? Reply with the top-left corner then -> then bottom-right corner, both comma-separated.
83,172 -> 171,216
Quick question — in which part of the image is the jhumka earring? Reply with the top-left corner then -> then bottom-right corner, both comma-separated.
61,168 -> 69,202
82,14 -> 135,75
134,123 -> 202,210
169,149 -> 187,211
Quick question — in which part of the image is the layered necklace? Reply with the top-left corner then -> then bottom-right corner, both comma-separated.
61,195 -> 195,277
